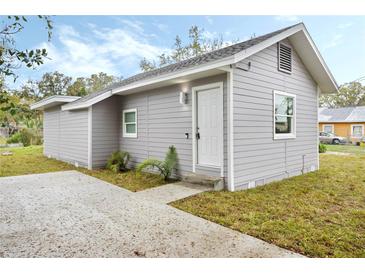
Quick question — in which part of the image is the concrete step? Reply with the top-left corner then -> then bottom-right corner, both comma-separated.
181,174 -> 224,191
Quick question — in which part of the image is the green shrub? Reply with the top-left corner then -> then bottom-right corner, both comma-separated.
319,143 -> 327,153
6,132 -> 22,144
136,146 -> 178,181
106,151 -> 130,172
6,128 -> 42,147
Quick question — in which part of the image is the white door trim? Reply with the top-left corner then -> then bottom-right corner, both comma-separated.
192,82 -> 224,176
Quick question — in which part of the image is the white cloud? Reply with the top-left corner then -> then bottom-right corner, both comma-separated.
274,15 -> 300,22
202,30 -> 218,40
37,24 -> 168,78
120,19 -> 144,34
322,34 -> 344,51
153,22 -> 169,33
338,22 -> 353,29
205,16 -> 214,25
322,23 -> 353,51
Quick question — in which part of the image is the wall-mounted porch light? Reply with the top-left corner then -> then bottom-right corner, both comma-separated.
179,91 -> 188,105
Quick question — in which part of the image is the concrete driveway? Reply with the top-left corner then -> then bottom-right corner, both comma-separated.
0,171 -> 301,257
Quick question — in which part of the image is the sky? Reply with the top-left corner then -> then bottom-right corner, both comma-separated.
7,15 -> 365,88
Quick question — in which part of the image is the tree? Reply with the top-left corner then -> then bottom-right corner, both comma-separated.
0,16 -> 53,81
0,89 -> 38,129
320,81 -> 365,108
15,79 -> 42,100
67,72 -> 121,96
139,57 -> 157,72
86,72 -> 121,93
14,72 -> 72,100
37,71 -> 72,98
67,77 -> 87,96
139,25 -> 229,72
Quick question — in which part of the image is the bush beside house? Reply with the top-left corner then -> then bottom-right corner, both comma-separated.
319,143 -> 327,153
6,128 -> 42,147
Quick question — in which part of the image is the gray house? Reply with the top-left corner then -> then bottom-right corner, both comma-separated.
31,23 -> 337,191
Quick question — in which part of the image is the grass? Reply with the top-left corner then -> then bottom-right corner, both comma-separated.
325,144 -> 365,156
0,146 -> 165,192
172,154 -> 365,258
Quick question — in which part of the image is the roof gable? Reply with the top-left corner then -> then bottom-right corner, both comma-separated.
56,23 -> 337,111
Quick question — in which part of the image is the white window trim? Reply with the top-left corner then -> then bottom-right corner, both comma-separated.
273,90 -> 296,140
351,124 -> 364,137
122,108 -> 137,138
322,124 -> 334,133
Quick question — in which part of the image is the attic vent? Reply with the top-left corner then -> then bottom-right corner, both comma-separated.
278,43 -> 292,74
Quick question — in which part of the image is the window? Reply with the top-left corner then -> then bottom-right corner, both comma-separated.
123,109 -> 137,138
274,90 -> 296,139
278,43 -> 292,74
351,124 -> 364,137
323,124 -> 334,134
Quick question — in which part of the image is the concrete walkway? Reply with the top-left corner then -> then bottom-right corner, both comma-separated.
135,181 -> 212,204
0,171 -> 302,258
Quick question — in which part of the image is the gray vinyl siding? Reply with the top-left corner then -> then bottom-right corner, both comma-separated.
43,106 -> 88,167
119,74 -> 228,178
232,39 -> 319,190
43,106 -> 60,158
59,108 -> 89,167
91,96 -> 120,168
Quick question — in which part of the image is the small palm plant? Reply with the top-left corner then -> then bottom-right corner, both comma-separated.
106,151 -> 130,172
136,146 -> 178,181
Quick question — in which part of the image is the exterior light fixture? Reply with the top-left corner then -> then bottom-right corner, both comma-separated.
179,91 -> 188,105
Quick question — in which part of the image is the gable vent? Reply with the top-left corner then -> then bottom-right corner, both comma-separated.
278,43 -> 292,74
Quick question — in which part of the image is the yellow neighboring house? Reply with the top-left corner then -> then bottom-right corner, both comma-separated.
319,107 -> 365,144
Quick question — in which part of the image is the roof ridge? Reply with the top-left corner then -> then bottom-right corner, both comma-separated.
117,23 -> 301,85
62,23 -> 306,110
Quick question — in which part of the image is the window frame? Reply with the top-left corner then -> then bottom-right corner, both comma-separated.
351,124 -> 364,137
322,124 -> 334,134
122,108 -> 137,138
273,90 -> 296,140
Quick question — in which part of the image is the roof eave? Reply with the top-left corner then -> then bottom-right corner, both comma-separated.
111,56 -> 234,96
30,96 -> 80,110
232,23 -> 338,94
289,25 -> 338,94
64,23 -> 338,110
61,90 -> 113,111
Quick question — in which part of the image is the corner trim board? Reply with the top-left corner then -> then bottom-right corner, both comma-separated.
227,70 -> 235,191
88,106 -> 93,170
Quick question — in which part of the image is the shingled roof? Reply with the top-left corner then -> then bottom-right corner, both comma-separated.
319,107 -> 365,123
64,24 -> 298,108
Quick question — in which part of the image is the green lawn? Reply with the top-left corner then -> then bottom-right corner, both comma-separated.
325,144 -> 365,155
0,146 -> 165,192
172,154 -> 365,258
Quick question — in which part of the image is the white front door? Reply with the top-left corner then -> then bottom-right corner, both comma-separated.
196,86 -> 222,167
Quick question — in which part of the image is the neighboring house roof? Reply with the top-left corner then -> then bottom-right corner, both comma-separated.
33,23 -> 338,111
30,95 -> 80,110
319,107 -> 365,123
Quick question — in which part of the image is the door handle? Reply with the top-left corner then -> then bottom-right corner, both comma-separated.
196,132 -> 200,140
